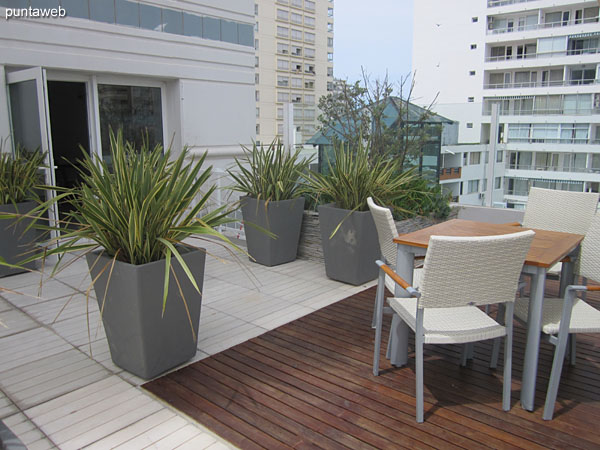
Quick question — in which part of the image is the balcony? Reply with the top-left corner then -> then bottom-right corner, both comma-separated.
487,0 -> 535,7
487,16 -> 600,35
485,48 -> 600,63
439,166 -> 462,180
484,79 -> 600,89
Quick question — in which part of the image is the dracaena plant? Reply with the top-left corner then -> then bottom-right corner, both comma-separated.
0,141 -> 46,205
24,129 -> 238,308
306,140 -> 418,214
227,139 -> 314,202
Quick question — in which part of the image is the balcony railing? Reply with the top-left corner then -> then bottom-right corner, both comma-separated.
487,0 -> 535,7
487,16 -> 599,34
483,108 -> 600,116
484,79 -> 599,89
505,138 -> 600,145
486,48 -> 600,63
506,164 -> 600,173
439,167 -> 462,180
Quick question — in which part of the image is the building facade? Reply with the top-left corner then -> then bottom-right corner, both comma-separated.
254,0 -> 334,147
413,0 -> 600,208
1,0 -> 255,229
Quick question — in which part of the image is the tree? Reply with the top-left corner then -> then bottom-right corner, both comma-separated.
317,70 -> 439,170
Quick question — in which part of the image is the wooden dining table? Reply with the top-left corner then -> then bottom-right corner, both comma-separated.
387,219 -> 584,412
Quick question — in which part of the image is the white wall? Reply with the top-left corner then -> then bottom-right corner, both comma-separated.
0,1 -> 255,166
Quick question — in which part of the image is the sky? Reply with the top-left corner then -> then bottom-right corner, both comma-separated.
333,0 -> 414,85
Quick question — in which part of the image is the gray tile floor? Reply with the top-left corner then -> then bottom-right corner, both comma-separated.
0,240 -> 373,449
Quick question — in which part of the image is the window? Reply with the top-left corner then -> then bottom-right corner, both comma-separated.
277,59 -> 289,70
327,22 -> 333,32
291,29 -> 303,40
304,16 -> 315,27
292,94 -> 302,103
293,62 -> 302,72
277,75 -> 289,87
327,67 -> 333,77
305,80 -> 314,89
277,9 -> 288,20
277,124 -> 283,134
291,77 -> 302,88
277,92 -> 290,102
292,46 -> 302,56
468,180 -> 479,194
305,94 -> 315,104
254,39 -> 259,50
304,48 -> 315,58
328,52 -> 333,61
254,4 -> 258,15
495,177 -> 502,189
305,64 -> 315,74
291,0 -> 302,7
255,73 -> 259,84
470,152 -> 481,165
328,7 -> 333,17
277,43 -> 289,54
470,44 -> 477,49
466,123 -> 473,128
277,108 -> 283,119
469,71 -> 476,76
304,109 -> 315,120
327,82 -> 333,91
472,17 -> 478,22
291,12 -> 302,24
255,90 -> 259,101
328,37 -> 334,47
305,0 -> 315,11
277,26 -> 289,37
468,96 -> 474,102
305,32 -> 315,43
256,124 -> 260,134
256,107 -> 259,118
98,84 -> 163,160
496,150 -> 503,163
255,56 -> 259,67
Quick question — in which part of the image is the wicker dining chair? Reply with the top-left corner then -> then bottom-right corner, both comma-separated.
374,230 -> 535,422
367,197 -> 423,327
514,213 -> 600,420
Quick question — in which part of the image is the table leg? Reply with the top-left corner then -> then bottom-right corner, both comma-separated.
521,266 -> 546,411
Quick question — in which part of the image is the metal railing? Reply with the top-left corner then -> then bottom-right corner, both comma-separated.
505,164 -> 600,173
484,79 -> 599,89
487,16 -> 599,34
486,48 -> 600,62
487,0 -> 535,8
483,108 -> 600,116
439,167 -> 462,180
505,138 -> 600,145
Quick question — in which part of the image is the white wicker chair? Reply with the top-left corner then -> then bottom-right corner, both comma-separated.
514,213 -> 600,420
374,230 -> 535,422
367,197 -> 423,327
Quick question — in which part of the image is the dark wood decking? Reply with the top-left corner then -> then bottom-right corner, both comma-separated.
144,283 -> 600,449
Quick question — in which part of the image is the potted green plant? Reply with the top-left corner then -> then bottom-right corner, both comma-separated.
227,140 -> 313,266
13,131 -> 237,379
306,141 -> 416,285
0,143 -> 45,277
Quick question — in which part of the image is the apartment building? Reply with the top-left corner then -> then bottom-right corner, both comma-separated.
254,0 -> 334,146
413,0 -> 600,208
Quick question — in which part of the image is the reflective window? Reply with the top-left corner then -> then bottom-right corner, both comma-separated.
238,24 -> 253,46
183,12 -> 202,37
61,0 -> 89,19
31,0 -> 59,8
115,0 -> 139,27
90,0 -> 114,24
203,16 -> 220,40
140,3 -> 161,31
2,0 -> 30,7
221,19 -> 237,43
98,84 -> 163,162
162,8 -> 182,34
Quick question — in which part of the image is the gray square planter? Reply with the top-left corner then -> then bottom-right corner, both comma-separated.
241,196 -> 305,267
0,202 -> 38,278
318,203 -> 380,285
86,247 -> 206,379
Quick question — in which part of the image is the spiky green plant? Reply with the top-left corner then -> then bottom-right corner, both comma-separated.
0,142 -> 46,205
227,139 -> 314,202
306,140 -> 417,214
26,130 -> 238,310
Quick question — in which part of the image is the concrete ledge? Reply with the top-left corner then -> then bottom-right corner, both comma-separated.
0,421 -> 27,450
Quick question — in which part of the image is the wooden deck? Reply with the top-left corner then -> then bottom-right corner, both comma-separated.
145,283 -> 600,450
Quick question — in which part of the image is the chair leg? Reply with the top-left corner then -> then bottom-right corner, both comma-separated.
503,331 -> 513,411
490,303 -> 505,369
460,343 -> 474,366
416,334 -> 424,423
543,332 -> 570,420
569,334 -> 577,366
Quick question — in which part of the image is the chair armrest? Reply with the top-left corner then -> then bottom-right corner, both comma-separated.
376,261 -> 420,297
567,285 -> 600,292
504,222 -> 522,227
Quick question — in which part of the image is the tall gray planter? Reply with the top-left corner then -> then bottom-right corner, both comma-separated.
86,247 -> 206,379
241,196 -> 305,267
318,203 -> 380,285
0,201 -> 38,278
